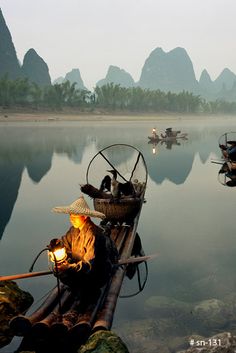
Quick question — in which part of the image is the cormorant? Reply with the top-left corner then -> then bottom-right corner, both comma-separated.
107,170 -> 135,198
99,175 -> 111,192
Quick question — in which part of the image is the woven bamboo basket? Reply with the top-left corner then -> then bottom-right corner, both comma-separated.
94,197 -> 142,222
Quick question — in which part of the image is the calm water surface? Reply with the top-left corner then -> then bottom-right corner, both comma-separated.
1,117 -> 236,352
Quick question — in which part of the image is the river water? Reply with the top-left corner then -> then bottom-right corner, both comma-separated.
0,116 -> 236,352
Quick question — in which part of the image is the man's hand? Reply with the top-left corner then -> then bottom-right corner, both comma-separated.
55,260 -> 70,272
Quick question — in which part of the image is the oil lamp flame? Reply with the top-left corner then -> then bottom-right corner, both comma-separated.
49,247 -> 67,263
48,238 -> 67,263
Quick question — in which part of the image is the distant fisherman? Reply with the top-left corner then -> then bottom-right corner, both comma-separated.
219,140 -> 236,162
152,128 -> 158,139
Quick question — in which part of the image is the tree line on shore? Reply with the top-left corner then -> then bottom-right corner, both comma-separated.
0,75 -> 236,114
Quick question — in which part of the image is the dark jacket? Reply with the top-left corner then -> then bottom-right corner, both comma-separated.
228,145 -> 236,161
56,218 -> 118,295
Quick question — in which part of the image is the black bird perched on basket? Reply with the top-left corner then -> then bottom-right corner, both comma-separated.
99,175 -> 111,192
107,170 -> 135,198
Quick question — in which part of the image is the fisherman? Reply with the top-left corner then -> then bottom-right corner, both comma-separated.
50,196 -> 118,301
152,128 -> 158,139
160,127 -> 172,139
219,140 -> 236,162
165,127 -> 173,137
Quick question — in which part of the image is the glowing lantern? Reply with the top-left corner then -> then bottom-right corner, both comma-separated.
48,238 -> 67,264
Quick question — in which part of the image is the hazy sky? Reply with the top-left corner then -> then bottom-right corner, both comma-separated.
1,0 -> 236,89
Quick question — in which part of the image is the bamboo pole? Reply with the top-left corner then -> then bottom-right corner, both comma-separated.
93,210 -> 141,331
117,253 -> 158,266
110,227 -> 120,244
68,285 -> 107,346
211,160 -> 224,165
115,226 -> 130,252
0,254 -> 150,284
0,270 -> 52,281
93,268 -> 125,331
67,306 -> 94,346
31,289 -> 72,340
50,299 -> 81,337
10,284 -> 66,336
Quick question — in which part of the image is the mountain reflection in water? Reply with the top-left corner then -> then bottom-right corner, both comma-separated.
0,121 -> 222,239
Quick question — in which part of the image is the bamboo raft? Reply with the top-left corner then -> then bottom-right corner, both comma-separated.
148,133 -> 188,143
11,206 -> 144,353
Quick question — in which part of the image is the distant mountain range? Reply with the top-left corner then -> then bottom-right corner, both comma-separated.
53,68 -> 87,90
96,48 -> 236,102
1,8 -> 236,101
96,65 -> 135,88
0,9 -> 50,86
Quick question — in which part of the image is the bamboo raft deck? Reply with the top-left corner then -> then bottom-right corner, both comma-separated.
11,209 -> 143,353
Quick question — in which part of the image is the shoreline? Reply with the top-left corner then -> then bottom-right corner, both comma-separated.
0,110 -> 235,123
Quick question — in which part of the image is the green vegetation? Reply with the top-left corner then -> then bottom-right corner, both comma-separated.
0,76 -> 236,114
0,75 -> 89,110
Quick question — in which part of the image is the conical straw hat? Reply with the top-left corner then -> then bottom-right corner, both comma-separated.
52,196 -> 105,219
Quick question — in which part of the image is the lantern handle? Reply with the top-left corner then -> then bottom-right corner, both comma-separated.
29,248 -> 48,272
